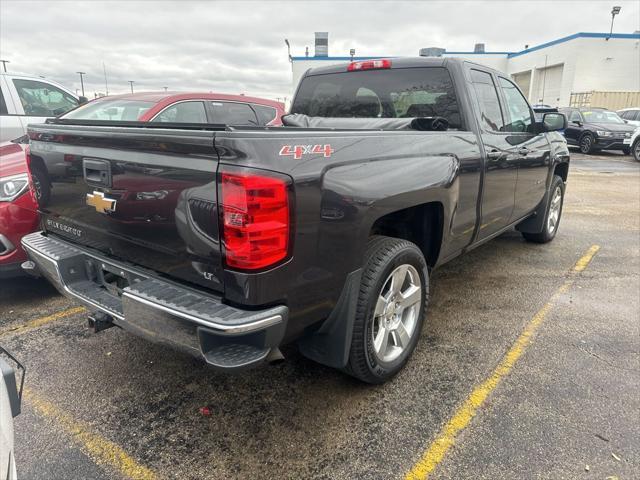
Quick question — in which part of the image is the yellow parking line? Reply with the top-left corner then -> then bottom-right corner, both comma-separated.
24,388 -> 158,480
404,244 -> 600,480
0,306 -> 87,337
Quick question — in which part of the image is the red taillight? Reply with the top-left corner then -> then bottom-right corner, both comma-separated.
220,170 -> 290,270
347,59 -> 392,71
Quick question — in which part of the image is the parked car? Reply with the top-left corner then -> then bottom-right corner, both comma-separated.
559,107 -> 635,154
617,107 -> 640,128
0,72 -> 84,142
0,347 -> 25,480
24,57 -> 569,384
61,92 -> 285,125
0,137 -> 40,278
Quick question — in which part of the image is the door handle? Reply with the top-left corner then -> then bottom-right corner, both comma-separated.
487,149 -> 502,160
517,147 -> 530,156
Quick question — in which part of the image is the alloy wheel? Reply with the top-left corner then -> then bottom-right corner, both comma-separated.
547,185 -> 562,234
371,264 -> 422,363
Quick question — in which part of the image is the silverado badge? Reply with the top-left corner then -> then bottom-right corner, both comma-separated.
86,191 -> 117,214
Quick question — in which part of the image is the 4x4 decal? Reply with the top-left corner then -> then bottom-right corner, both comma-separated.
279,144 -> 334,160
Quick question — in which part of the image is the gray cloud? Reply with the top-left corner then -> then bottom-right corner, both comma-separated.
1,0 -> 639,100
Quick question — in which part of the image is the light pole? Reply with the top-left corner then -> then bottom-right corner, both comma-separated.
0,60 -> 9,72
284,38 -> 292,62
350,48 -> 356,61
128,80 -> 134,93
607,6 -> 622,40
76,71 -> 86,97
163,86 -> 168,92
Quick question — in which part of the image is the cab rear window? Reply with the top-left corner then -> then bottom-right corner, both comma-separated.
291,67 -> 462,129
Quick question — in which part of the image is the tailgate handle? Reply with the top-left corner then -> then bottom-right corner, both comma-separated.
83,158 -> 112,187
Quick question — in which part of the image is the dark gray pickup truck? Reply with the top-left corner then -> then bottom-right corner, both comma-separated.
23,58 -> 569,383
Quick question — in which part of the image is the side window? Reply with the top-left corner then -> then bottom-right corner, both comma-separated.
498,77 -> 534,133
0,87 -> 7,115
210,102 -> 258,125
252,104 -> 278,125
470,69 -> 505,132
569,110 -> 582,123
12,79 -> 78,116
152,101 -> 207,123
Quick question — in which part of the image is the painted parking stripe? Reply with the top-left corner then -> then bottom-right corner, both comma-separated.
0,306 -> 86,337
404,244 -> 600,480
24,388 -> 158,480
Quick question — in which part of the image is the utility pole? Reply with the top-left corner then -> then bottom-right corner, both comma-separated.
76,71 -> 86,96
0,60 -> 9,72
102,62 -> 109,95
128,80 -> 134,93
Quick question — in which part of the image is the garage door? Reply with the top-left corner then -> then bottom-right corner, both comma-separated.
531,64 -> 564,106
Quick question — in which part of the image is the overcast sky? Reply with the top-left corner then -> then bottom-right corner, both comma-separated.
1,0 -> 639,100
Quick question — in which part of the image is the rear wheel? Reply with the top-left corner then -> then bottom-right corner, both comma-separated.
579,134 -> 594,154
345,236 -> 428,384
522,175 -> 565,243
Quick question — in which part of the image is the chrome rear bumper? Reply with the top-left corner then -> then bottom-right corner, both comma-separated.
21,231 -> 288,370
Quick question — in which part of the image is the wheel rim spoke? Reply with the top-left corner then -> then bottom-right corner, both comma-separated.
394,321 -> 411,348
390,265 -> 409,294
399,284 -> 421,309
374,326 -> 389,355
375,294 -> 388,317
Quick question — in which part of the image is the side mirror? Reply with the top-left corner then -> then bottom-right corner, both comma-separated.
543,112 -> 567,132
571,120 -> 582,127
78,96 -> 89,105
0,348 -> 25,418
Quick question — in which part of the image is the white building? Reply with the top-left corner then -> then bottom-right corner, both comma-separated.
291,32 -> 640,108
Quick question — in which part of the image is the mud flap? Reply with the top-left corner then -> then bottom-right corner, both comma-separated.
297,269 -> 362,369
515,185 -> 550,234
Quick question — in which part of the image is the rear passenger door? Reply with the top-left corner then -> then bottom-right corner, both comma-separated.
469,68 -> 518,240
151,101 -> 208,123
497,77 -> 551,220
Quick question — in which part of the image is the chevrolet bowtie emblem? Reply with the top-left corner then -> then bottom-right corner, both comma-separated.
86,191 -> 116,214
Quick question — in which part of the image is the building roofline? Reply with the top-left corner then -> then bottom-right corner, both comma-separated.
291,32 -> 640,62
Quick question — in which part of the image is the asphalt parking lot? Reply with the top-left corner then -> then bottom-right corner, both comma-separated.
1,150 -> 638,480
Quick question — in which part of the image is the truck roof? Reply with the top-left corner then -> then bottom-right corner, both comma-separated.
303,56 -> 506,78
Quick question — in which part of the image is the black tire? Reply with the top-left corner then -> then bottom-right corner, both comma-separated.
622,146 -> 631,156
633,140 -> 640,162
522,175 -> 565,243
345,236 -> 428,384
31,167 -> 50,207
579,133 -> 594,154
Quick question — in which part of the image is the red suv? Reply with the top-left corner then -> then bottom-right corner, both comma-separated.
0,138 -> 38,278
61,92 -> 285,125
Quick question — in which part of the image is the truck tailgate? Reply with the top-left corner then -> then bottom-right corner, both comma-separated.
28,124 -> 224,293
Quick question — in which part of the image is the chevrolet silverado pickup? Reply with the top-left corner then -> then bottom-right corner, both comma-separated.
22,58 -> 569,383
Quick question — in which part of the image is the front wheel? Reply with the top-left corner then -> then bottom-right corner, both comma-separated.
579,134 -> 594,154
522,175 -> 565,243
622,146 -> 631,156
345,236 -> 428,384
633,140 -> 640,162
